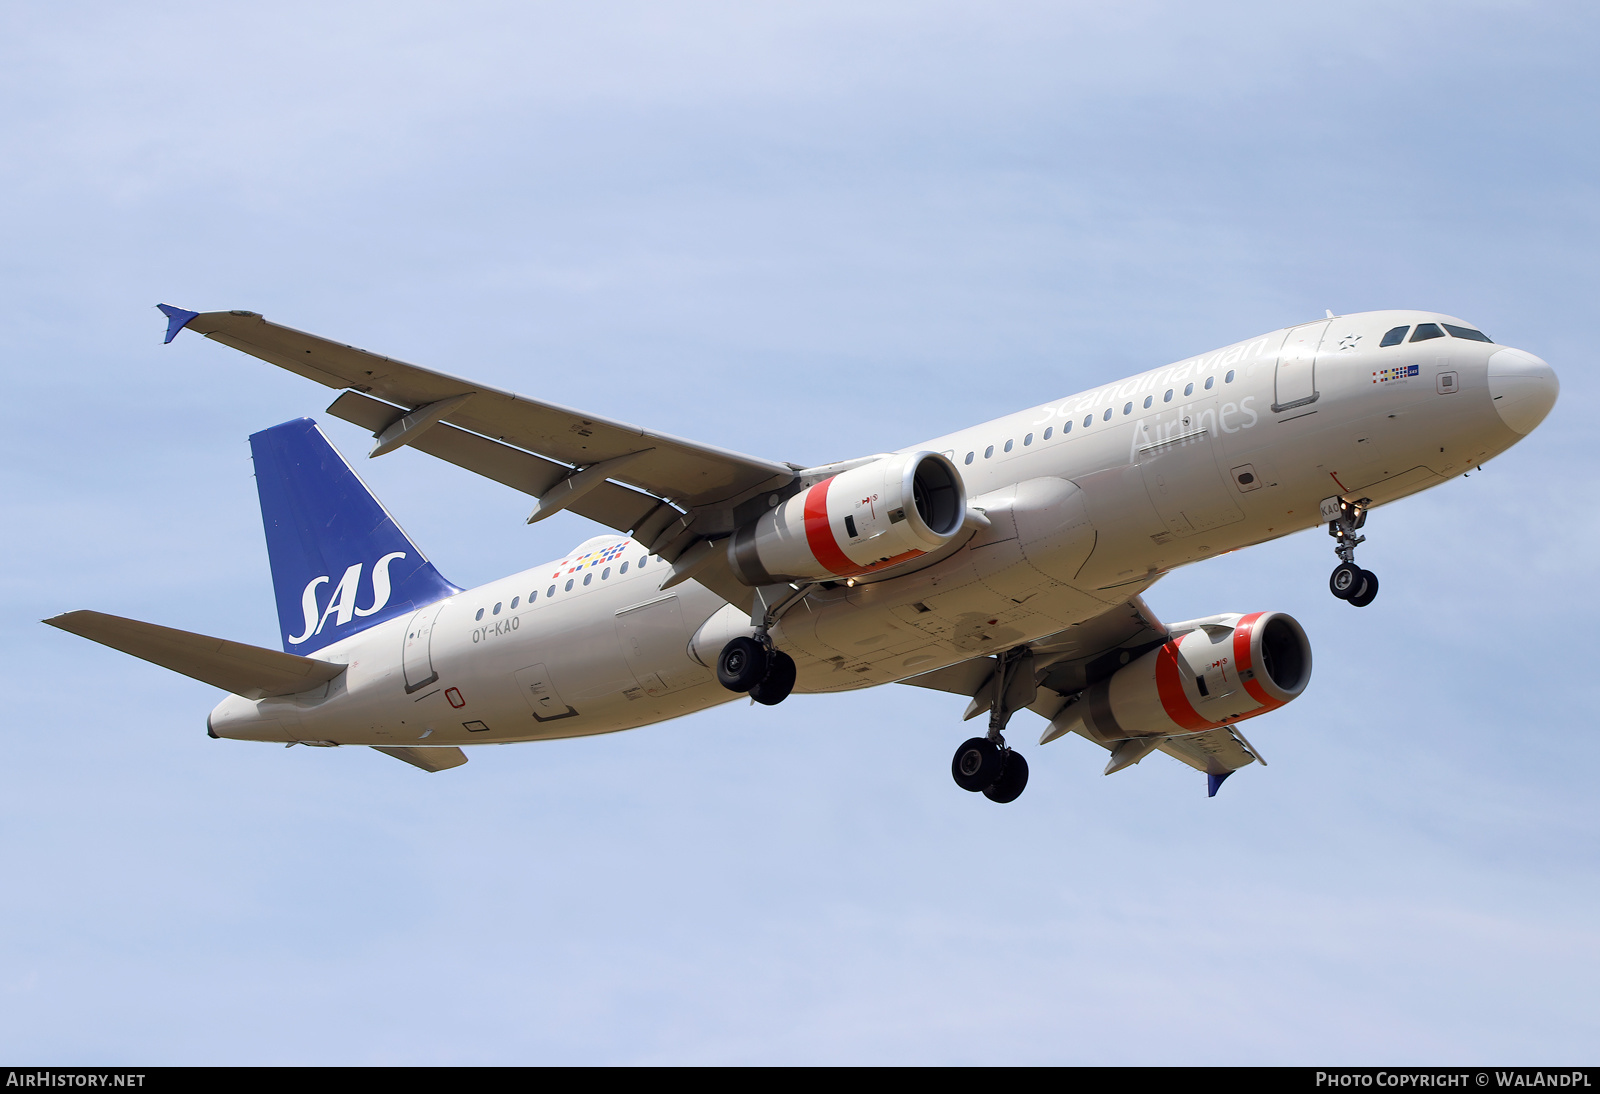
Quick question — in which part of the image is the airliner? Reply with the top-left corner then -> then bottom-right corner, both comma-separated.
45,306 -> 1558,800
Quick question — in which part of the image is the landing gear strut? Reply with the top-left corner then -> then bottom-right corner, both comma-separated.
949,646 -> 1033,803
716,584 -> 808,706
1325,496 -> 1379,608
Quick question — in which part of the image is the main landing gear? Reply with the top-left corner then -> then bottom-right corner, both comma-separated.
949,646 -> 1033,804
716,636 -> 797,705
952,737 -> 1029,803
716,584 -> 809,706
1325,496 -> 1379,608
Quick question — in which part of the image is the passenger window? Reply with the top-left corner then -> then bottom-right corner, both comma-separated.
1204,376 -> 1214,390
965,451 -> 974,465
1442,323 -> 1493,343
638,557 -> 647,568
602,567 -> 611,579
1023,433 -> 1033,446
1142,396 -> 1152,409
1410,323 -> 1445,342
1225,370 -> 1235,383
620,561 -> 628,574
1082,415 -> 1092,427
1163,389 -> 1173,402
984,445 -> 994,458
474,608 -> 484,621
1003,439 -> 1013,452
1102,408 -> 1111,421
1380,326 -> 1409,347
1184,383 -> 1194,396
1062,421 -> 1071,433
547,585 -> 556,597
583,573 -> 592,586
564,579 -> 574,592
511,597 -> 519,609
1043,427 -> 1053,439
530,591 -> 538,603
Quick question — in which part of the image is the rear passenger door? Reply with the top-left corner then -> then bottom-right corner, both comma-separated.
401,603 -> 446,693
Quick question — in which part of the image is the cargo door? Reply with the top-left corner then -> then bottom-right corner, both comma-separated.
512,663 -> 579,722
401,603 -> 447,693
1274,320 -> 1330,411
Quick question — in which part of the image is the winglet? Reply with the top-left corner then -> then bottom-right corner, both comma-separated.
157,304 -> 200,344
1207,771 -> 1232,797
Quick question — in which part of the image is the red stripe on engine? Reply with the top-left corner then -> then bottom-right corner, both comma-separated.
1154,641 -> 1214,732
1233,612 -> 1284,713
803,477 -> 856,576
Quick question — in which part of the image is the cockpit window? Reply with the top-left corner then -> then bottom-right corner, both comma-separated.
1409,323 -> 1445,343
1443,323 -> 1493,343
1380,326 -> 1409,347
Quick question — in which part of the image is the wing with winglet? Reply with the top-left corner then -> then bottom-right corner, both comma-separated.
160,306 -> 800,607
901,595 -> 1270,795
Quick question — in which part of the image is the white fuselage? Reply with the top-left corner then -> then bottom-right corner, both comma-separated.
208,310 -> 1550,748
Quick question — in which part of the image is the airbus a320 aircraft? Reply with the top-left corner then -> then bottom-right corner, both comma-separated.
47,306 -> 1558,800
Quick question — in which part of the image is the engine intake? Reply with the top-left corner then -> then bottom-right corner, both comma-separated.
1062,611 -> 1312,743
729,451 -> 966,584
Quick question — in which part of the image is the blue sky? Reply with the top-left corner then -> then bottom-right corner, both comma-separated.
3,1 -> 1596,1063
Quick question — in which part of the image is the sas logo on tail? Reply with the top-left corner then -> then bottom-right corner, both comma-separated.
288,552 -> 407,645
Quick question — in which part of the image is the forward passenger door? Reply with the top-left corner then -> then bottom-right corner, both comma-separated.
1273,320 -> 1329,411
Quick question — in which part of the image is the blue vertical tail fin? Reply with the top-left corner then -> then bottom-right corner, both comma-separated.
250,418 -> 461,655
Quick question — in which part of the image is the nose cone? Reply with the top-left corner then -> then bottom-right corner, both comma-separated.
1488,348 -> 1559,435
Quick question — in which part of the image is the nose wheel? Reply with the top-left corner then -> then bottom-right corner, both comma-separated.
1325,496 -> 1379,607
1330,562 -> 1379,607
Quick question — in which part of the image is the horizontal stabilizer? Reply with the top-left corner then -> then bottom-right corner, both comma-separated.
372,746 -> 468,772
43,610 -> 347,699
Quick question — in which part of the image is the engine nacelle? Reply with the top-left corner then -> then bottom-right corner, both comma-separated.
728,451 -> 967,584
1064,612 -> 1312,742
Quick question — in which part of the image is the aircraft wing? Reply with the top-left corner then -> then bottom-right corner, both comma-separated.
901,596 -> 1169,706
164,307 -> 799,575
901,595 -> 1265,786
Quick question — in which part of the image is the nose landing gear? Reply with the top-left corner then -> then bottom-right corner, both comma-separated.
1325,496 -> 1379,607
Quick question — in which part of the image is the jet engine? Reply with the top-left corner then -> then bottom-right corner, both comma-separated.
1062,612 -> 1312,742
728,451 -> 967,584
